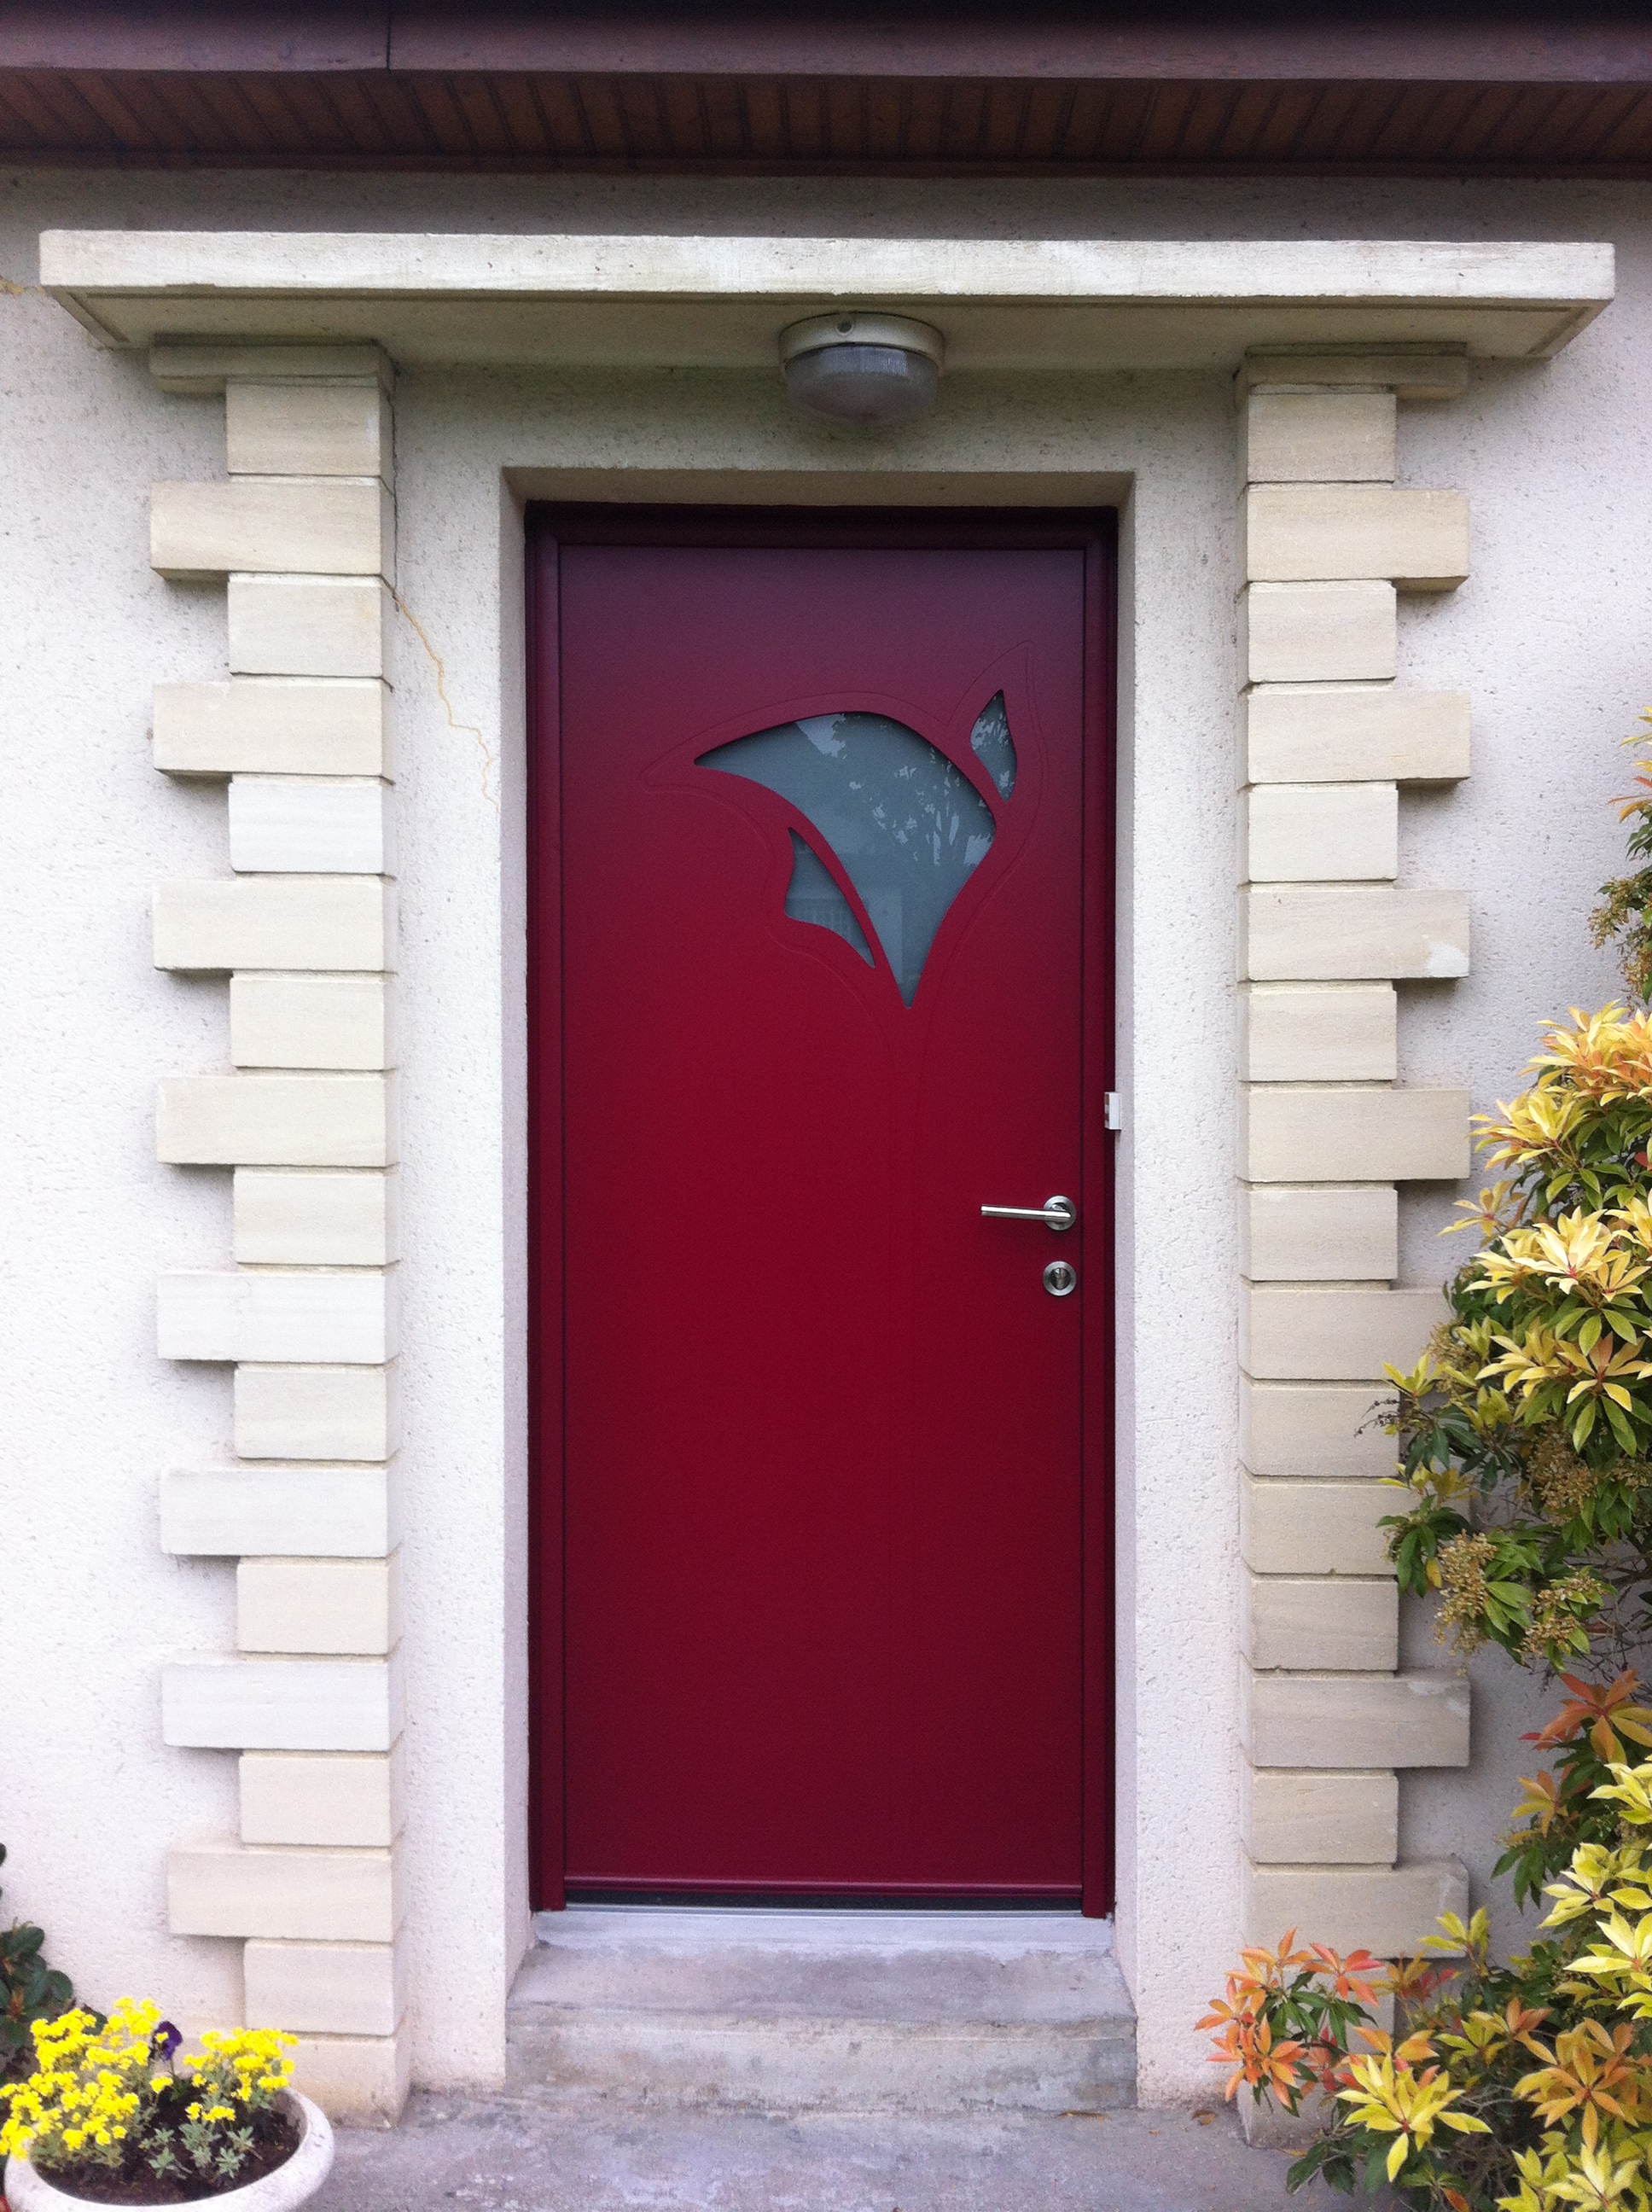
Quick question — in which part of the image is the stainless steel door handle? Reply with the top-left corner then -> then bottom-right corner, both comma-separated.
980,1195 -> 1076,1232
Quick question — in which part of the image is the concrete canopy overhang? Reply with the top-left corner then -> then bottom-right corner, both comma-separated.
38,232 -> 1614,375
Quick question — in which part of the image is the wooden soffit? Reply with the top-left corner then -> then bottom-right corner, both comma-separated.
38,230 -> 1614,374
3,6 -> 1652,176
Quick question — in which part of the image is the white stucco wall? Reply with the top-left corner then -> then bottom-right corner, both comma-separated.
2,165 -> 1647,2106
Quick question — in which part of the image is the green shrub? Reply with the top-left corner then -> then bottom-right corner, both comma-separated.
1,1844 -> 75,2085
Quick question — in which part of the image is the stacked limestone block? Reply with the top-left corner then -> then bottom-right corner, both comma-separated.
148,346 -> 407,2122
1236,350 -> 1477,1956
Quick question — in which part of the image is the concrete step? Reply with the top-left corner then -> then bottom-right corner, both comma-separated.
507,1906 -> 1136,2115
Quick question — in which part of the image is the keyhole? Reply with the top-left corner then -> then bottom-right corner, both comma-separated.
1043,1260 -> 1077,1298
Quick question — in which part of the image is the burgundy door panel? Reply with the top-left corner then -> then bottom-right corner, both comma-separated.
532,518 -> 1114,1901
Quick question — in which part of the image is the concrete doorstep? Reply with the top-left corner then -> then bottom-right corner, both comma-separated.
305,1910 -> 1376,2209
506,1907 -> 1137,2114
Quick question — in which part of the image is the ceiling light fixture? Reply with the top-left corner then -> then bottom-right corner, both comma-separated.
779,313 -> 945,426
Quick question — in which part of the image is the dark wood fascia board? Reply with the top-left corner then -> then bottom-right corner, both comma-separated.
388,14 -> 1652,88
2,6 -> 1650,87
8,148 -> 1652,182
0,8 -> 390,74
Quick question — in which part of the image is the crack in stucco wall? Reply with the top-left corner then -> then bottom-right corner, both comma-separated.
392,587 -> 497,809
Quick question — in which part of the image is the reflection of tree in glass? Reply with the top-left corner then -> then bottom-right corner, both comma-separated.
969,691 -> 1017,800
701,696 -> 1015,1004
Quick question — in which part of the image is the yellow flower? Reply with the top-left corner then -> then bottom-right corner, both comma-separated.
1337,2050 -> 1490,2185
1475,1210 -> 1652,1307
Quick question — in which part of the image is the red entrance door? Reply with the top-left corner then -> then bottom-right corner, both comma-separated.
531,514 -> 1114,1906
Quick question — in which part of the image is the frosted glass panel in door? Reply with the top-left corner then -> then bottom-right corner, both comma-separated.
784,830 -> 874,966
701,701 -> 1012,1004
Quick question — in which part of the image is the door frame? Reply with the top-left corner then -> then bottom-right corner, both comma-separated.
526,505 -> 1119,1914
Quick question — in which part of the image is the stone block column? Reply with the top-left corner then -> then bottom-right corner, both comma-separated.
1236,351 -> 1476,1954
148,348 -> 408,2122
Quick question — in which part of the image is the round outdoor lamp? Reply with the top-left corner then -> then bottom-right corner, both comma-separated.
780,313 -> 945,425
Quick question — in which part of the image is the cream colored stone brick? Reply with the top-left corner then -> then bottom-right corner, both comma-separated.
1241,1380 -> 1400,1480
151,343 -> 392,396
1241,1473 -> 1396,1575
154,876 -> 393,974
1240,1185 -> 1397,1282
1243,1670 -> 1470,1769
1240,1086 -> 1470,1182
158,1269 -> 397,1365
1240,886 -> 1469,981
288,2031 -> 409,2126
160,1465 -> 398,1558
238,1555 -> 402,1656
162,1654 -> 403,1752
1243,1573 -> 1399,1671
229,778 -> 395,875
227,384 -> 393,480
1242,1766 -> 1399,1866
1246,686 -> 1469,784
231,975 -> 396,1071
1240,984 -> 1397,1082
151,479 -> 393,579
1243,783 -> 1397,883
229,577 -> 392,678
167,1838 -> 402,1941
1240,351 -> 1469,402
1242,1856 -> 1469,1956
1241,391 -> 1396,487
1242,1283 -> 1442,1381
1242,583 -> 1396,684
235,1169 -> 399,1265
240,1749 -> 405,1848
245,1938 -> 406,2038
1245,486 -> 1469,590
154,679 -> 391,779
235,1365 -> 400,1463
158,1074 -> 398,1167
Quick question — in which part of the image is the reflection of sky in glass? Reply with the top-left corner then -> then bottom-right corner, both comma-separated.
701,701 -> 1014,1004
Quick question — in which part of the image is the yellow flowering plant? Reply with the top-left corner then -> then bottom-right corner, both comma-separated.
1379,731 -> 1652,1911
1195,721 -> 1652,2206
0,2000 -> 296,2201
1382,733 -> 1652,1691
1205,1768 -> 1652,2204
1383,1007 -> 1652,1669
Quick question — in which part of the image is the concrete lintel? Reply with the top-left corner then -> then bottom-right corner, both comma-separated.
39,232 -> 1614,373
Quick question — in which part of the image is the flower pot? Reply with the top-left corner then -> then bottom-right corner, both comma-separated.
3,2093 -> 334,2212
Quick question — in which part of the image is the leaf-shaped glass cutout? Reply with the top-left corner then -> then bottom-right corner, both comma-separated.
700,707 -> 1006,1004
969,691 -> 1016,800
783,830 -> 874,967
